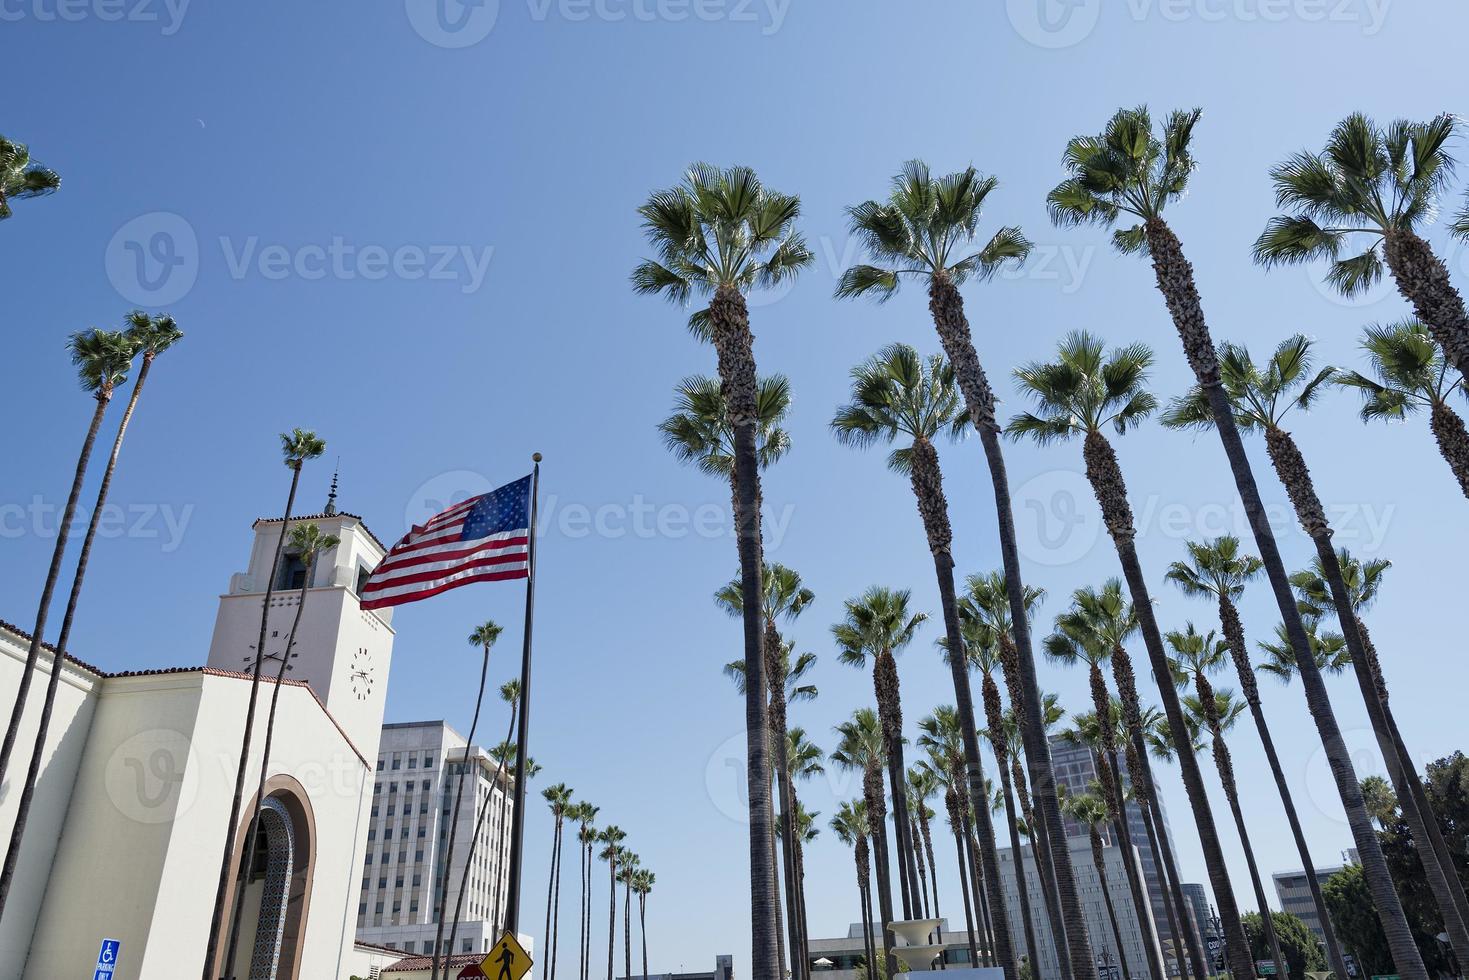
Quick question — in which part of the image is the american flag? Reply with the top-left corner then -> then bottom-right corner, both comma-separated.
360,474 -> 532,610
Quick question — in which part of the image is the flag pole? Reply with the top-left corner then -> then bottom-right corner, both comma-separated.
502,452 -> 540,937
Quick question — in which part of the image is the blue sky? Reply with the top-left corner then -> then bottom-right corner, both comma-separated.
4,0 -> 1468,974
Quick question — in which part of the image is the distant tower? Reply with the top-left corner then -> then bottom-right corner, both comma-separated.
206,486 -> 394,754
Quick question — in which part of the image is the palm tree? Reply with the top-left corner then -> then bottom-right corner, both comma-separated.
837,161 -> 1093,980
573,803 -> 600,980
222,521 -> 338,969
1042,582 -> 1166,980
203,426 -> 325,976
832,799 -> 879,975
1005,329 -> 1222,980
1165,535 -> 1351,980
833,708 -> 904,974
1254,112 -> 1469,381
620,851 -> 638,980
1063,792 -> 1132,980
1166,624 -> 1290,979
831,343 -> 1018,980
830,584 -> 927,921
1255,617 -> 1350,682
787,726 -> 824,972
1336,319 -> 1469,499
635,165 -> 812,979
1291,549 -> 1469,957
599,826 -> 627,980
1166,335 -> 1469,963
0,134 -> 61,221
906,766 -> 942,920
633,869 -> 655,980
484,680 -> 528,941
1,316 -> 179,915
543,783 -> 574,980
717,563 -> 817,980
1049,105 -> 1426,980
0,329 -> 134,792
659,373 -> 794,494
426,622 -> 504,978
916,710 -> 988,967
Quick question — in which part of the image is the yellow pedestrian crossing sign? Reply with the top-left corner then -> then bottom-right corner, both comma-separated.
482,931 -> 533,980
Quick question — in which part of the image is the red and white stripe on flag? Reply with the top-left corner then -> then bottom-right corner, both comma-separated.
359,489 -> 529,611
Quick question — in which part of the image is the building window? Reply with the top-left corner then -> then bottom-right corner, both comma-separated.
408,755 -> 418,768
391,757 -> 401,771
418,827 -> 427,838
356,563 -> 371,596
376,760 -> 384,771
277,551 -> 309,590
421,779 -> 430,790
358,903 -> 366,916
365,854 -> 373,865
413,873 -> 422,886
463,939 -> 474,953
424,754 -> 435,768
374,902 -> 384,914
379,877 -> 387,888
396,876 -> 404,887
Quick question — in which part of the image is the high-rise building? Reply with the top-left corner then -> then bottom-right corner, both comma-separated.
1049,733 -> 1181,968
355,720 -> 518,959
1273,865 -> 1349,942
1179,883 -> 1219,969
997,838 -> 1167,980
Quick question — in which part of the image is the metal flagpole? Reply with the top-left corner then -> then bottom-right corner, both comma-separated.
502,452 -> 541,937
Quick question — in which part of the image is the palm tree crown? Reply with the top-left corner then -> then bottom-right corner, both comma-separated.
1165,536 -> 1263,605
68,330 -> 136,400
123,311 -> 184,362
1162,335 -> 1335,434
831,343 -> 965,472
1256,619 -> 1349,682
1007,331 -> 1157,443
1252,113 -> 1457,296
1046,105 -> 1203,254
0,135 -> 61,219
1337,320 -> 1464,419
659,373 -> 793,477
279,427 -> 327,471
835,161 -> 1031,301
831,587 -> 927,669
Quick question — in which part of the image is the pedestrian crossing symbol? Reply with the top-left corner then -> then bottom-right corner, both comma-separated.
481,931 -> 532,980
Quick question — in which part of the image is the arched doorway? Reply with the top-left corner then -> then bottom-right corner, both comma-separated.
215,776 -> 317,980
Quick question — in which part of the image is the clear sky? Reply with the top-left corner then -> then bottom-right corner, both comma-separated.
3,1 -> 1468,975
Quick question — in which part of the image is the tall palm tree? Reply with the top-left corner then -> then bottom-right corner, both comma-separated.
1336,319 -> 1469,499
633,869 -> 655,980
786,726 -> 824,971
203,426 -> 324,977
1005,330 -> 1220,980
0,134 -> 61,221
830,584 -> 927,920
1255,618 -> 1350,683
906,765 -> 942,921
1166,336 -> 1469,962
1165,535 -> 1351,980
484,680 -> 527,941
1063,792 -> 1132,980
1,316 -> 179,915
831,343 -> 1017,980
1049,105 -> 1425,980
1166,624 -> 1289,979
832,708 -> 900,973
0,328 -> 134,791
1254,112 -> 1469,381
658,373 -> 794,493
222,522 -> 338,970
635,165 -> 812,979
620,851 -> 639,980
832,799 -> 879,975
916,739 -> 980,967
599,826 -> 627,980
427,621 -> 503,979
1291,548 -> 1469,955
837,161 -> 1092,980
718,563 -> 817,980
543,783 -> 575,980
1042,584 -> 1166,980
573,803 -> 600,980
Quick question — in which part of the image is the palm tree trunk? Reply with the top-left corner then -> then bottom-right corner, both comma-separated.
203,457 -> 303,980
928,273 -> 1092,980
1264,424 -> 1469,966
875,649 -> 921,920
583,836 -> 592,980
1135,781 -> 1190,980
919,808 -> 942,922
796,824 -> 813,977
0,363 -> 144,918
908,435 -> 1018,979
766,635 -> 803,980
1210,733 -> 1288,980
913,823 -> 931,918
624,873 -> 633,980
1096,751 -> 1164,980
1382,228 -> 1469,381
948,796 -> 980,967
1428,400 -> 1469,500
546,817 -> 562,980
430,645 -> 492,980
1012,722 -> 1070,977
0,392 -> 108,792
1145,215 -> 1428,980
1000,762 -> 1042,978
1218,595 -> 1352,980
222,561 -> 314,971
709,282 -> 779,980
448,700 -> 519,970
1090,830 -> 1133,980
1081,425 -> 1255,980
553,820 -> 565,980
640,891 -> 649,980
773,849 -> 787,979
866,765 -> 899,977
965,815 -> 994,969
858,835 -> 878,975
608,856 -> 617,980
1113,651 -> 1209,980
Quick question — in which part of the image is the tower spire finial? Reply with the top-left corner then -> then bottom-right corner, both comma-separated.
325,459 -> 339,515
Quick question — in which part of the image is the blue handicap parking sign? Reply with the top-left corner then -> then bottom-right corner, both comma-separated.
93,938 -> 121,979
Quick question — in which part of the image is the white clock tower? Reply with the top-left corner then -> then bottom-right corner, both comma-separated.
205,489 -> 395,755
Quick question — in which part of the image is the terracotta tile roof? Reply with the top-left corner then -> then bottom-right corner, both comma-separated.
252,511 -> 389,553
0,619 -> 107,676
383,952 -> 486,973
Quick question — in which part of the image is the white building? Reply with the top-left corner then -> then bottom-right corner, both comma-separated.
0,504 -> 401,979
356,720 -> 517,959
996,839 -> 1166,980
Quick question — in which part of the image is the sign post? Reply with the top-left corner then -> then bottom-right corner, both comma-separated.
93,938 -> 121,980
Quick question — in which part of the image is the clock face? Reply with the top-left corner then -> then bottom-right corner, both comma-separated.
350,647 -> 375,701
